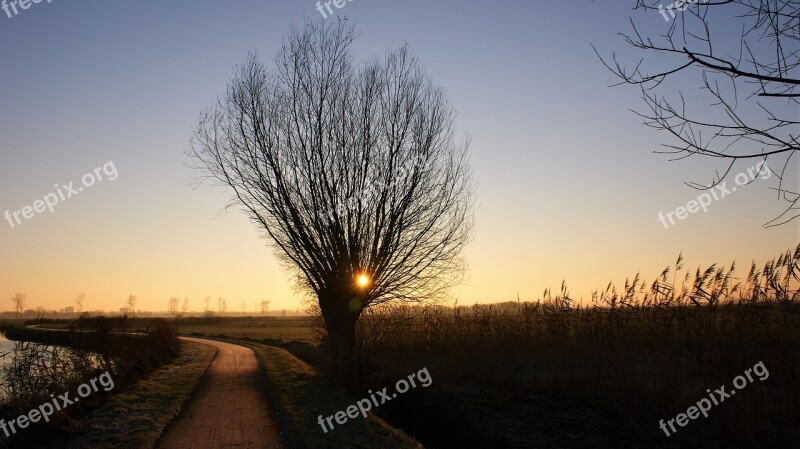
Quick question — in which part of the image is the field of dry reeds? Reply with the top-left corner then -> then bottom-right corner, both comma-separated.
340,243 -> 800,448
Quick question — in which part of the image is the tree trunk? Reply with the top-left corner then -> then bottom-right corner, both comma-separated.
319,288 -> 363,390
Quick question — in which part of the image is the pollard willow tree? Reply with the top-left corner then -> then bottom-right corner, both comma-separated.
190,21 -> 474,384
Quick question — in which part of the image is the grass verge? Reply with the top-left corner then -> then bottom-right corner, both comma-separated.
233,340 -> 421,449
40,341 -> 216,449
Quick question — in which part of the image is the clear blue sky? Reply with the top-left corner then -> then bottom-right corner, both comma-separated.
0,0 -> 797,312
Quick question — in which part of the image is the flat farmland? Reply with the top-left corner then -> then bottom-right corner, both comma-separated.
176,317 -> 318,343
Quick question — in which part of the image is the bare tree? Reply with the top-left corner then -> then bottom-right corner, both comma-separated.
10,293 -> 26,318
203,296 -> 211,313
127,294 -> 137,315
218,297 -> 227,316
74,293 -> 86,314
597,1 -> 799,226
168,297 -> 179,316
190,21 -> 474,385
182,297 -> 189,316
260,300 -> 270,317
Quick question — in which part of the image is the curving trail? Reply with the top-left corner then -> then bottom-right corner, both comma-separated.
156,337 -> 287,449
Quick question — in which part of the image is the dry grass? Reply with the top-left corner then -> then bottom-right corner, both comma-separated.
236,340 -> 421,449
1,318 -> 182,448
346,243 -> 800,448
39,341 -> 216,449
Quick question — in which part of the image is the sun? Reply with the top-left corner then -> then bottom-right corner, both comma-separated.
357,274 -> 370,287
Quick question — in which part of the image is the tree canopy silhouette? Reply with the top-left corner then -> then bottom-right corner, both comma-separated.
190,21 -> 474,384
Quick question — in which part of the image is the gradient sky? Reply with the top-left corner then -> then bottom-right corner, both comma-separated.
0,0 -> 797,313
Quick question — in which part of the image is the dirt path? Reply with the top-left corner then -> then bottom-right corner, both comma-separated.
156,337 -> 287,449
